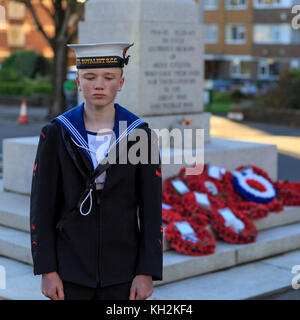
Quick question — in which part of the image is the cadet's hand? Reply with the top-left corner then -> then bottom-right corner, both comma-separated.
41,272 -> 65,300
129,275 -> 153,300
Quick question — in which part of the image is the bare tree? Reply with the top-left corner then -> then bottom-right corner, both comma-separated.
15,0 -> 85,118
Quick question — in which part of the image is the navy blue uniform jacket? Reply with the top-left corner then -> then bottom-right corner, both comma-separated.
30,103 -> 163,288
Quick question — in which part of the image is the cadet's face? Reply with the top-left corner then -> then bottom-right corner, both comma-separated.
76,68 -> 124,107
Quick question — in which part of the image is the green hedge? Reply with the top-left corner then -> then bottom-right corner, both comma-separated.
212,90 -> 245,104
213,91 -> 233,103
259,68 -> 300,110
0,80 -> 52,96
0,50 -> 52,80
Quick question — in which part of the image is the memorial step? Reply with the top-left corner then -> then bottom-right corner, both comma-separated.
156,222 -> 300,287
0,243 -> 299,300
0,189 -> 30,232
3,136 -> 277,194
0,154 -> 2,180
0,185 -> 300,257
0,256 -> 46,300
150,249 -> 300,300
163,206 -> 300,251
0,225 -> 32,265
1,217 -> 300,287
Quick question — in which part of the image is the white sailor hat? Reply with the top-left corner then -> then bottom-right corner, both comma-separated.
67,42 -> 134,69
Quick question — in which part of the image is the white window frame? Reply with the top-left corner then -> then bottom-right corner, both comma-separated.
230,60 -> 251,79
225,24 -> 247,44
226,0 -> 248,10
204,0 -> 219,10
254,24 -> 291,44
254,0 -> 292,9
258,60 -> 280,80
204,24 -> 218,44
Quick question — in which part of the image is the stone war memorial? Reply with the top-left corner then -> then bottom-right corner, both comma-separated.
0,0 -> 300,300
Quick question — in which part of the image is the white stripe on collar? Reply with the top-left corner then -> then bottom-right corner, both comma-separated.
58,115 -> 89,148
107,118 -> 145,153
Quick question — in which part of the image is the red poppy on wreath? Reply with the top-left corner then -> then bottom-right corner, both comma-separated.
235,166 -> 284,213
180,191 -> 219,225
164,220 -> 216,256
162,175 -> 191,215
162,203 -> 185,224
231,168 -> 276,204
225,165 -> 283,217
208,207 -> 258,244
162,202 -> 208,227
178,164 -> 237,201
228,200 -> 270,220
236,165 -> 274,184
274,181 -> 300,206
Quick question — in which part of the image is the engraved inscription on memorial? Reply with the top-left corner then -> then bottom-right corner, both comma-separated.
144,28 -> 201,112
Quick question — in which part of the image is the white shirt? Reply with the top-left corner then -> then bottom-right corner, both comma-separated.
86,130 -> 112,188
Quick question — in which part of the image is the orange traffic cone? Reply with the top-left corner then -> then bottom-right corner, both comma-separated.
18,99 -> 28,124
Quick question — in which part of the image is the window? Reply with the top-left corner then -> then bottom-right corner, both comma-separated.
226,0 -> 247,9
204,0 -> 218,10
291,29 -> 300,44
205,25 -> 218,44
258,60 -> 280,79
290,59 -> 300,68
226,24 -> 247,44
254,0 -> 292,8
231,60 -> 251,78
254,24 -> 291,44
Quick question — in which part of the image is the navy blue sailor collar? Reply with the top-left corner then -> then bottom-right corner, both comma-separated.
52,102 -> 148,164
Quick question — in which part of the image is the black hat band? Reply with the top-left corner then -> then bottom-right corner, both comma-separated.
76,56 -> 129,69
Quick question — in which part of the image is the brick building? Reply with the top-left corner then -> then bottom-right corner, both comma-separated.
1,0 -> 300,92
204,0 -> 300,91
0,0 -> 76,66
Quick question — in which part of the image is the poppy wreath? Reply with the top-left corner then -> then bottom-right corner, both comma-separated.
162,206 -> 184,225
233,165 -> 283,213
179,165 -> 237,202
181,191 -> 224,219
162,202 -> 208,227
264,198 -> 283,213
236,165 -> 274,184
164,221 -> 216,256
274,181 -> 300,206
231,168 -> 277,204
227,200 -> 270,220
162,175 -> 191,216
208,207 -> 258,244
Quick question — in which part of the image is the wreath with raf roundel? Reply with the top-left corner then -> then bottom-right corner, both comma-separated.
236,165 -> 274,184
164,220 -> 216,256
231,168 -> 277,204
208,207 -> 258,244
233,166 -> 283,213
